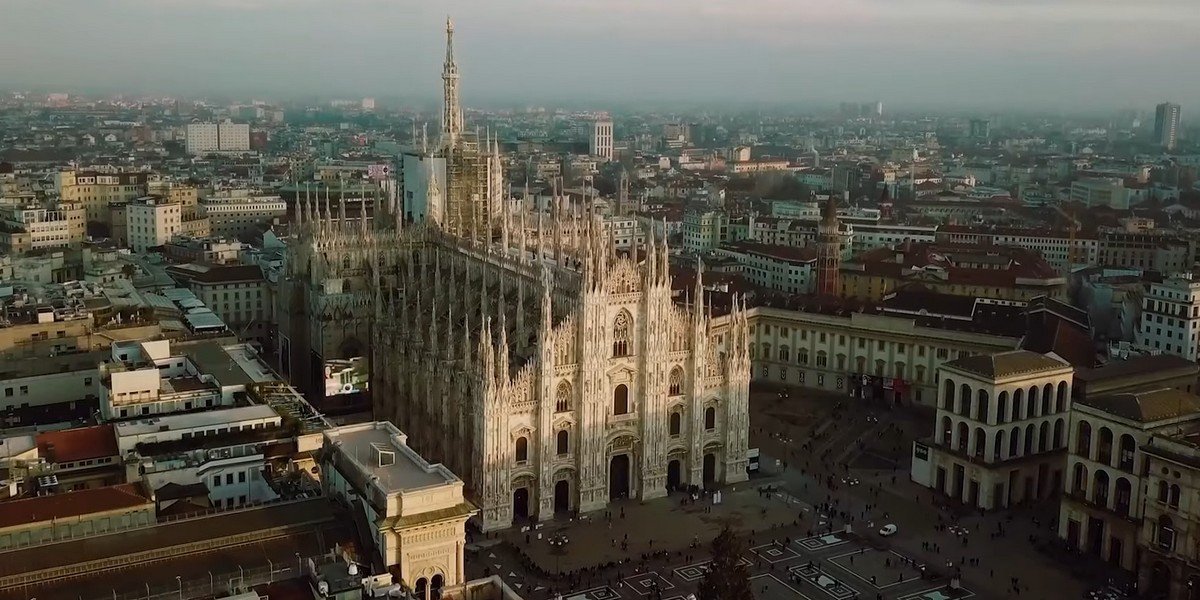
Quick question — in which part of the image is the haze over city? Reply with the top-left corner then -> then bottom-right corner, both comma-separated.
2,0 -> 1198,110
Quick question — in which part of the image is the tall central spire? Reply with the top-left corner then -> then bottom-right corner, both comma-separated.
441,16 -> 464,150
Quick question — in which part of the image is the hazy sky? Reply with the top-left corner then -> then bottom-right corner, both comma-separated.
1,0 -> 1196,111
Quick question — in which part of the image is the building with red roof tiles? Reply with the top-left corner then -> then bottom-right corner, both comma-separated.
840,241 -> 1067,302
0,482 -> 153,550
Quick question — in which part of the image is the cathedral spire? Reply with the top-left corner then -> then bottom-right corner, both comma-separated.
441,16 -> 464,150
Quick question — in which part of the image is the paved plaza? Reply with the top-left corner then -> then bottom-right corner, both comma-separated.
466,382 -> 1104,600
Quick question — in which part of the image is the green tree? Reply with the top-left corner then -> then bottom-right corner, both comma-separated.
696,526 -> 754,600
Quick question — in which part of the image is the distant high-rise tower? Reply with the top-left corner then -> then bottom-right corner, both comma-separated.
815,196 -> 843,296
969,119 -> 990,141
1155,102 -> 1181,151
590,118 -> 613,161
442,17 -> 464,149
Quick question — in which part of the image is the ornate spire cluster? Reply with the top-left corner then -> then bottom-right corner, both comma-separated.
441,16 -> 464,150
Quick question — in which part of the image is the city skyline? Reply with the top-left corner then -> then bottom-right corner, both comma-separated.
1,0 -> 1197,111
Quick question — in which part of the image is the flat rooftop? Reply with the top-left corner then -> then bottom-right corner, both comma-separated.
0,349 -> 107,380
325,422 -> 454,492
114,404 -> 279,438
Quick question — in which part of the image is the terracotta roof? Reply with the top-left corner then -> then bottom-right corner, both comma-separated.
946,350 -> 1068,380
0,482 -> 152,530
1080,388 -> 1200,423
35,424 -> 118,464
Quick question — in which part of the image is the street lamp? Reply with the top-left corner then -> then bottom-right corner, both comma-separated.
175,575 -> 182,600
296,552 -> 302,575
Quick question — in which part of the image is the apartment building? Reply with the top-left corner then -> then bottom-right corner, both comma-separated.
1139,430 -> 1200,598
714,241 -> 816,294
0,202 -> 86,254
166,264 -> 269,343
126,196 -> 182,252
199,191 -> 287,238
1135,272 -> 1200,361
55,169 -> 148,225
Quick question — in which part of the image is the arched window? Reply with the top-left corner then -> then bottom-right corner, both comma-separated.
976,389 -> 989,423
555,381 -> 571,413
613,384 -> 629,415
669,367 -> 683,396
1118,434 -> 1136,471
612,312 -> 631,357
956,422 -> 969,453
940,416 -> 953,445
704,407 -> 716,430
1009,426 -> 1021,458
1157,515 -> 1176,550
996,391 -> 1008,424
669,411 -> 682,436
1114,478 -> 1132,517
1072,462 -> 1088,494
1093,469 -> 1109,507
1158,480 -> 1170,503
779,345 -> 790,362
1013,388 -> 1024,420
817,351 -> 828,367
960,385 -> 973,418
1077,421 -> 1092,458
1024,424 -> 1035,455
1097,427 -> 1114,465
1056,381 -> 1068,413
1027,386 -> 1038,418
1053,418 -> 1065,449
874,359 -> 885,376
1169,484 -> 1181,508
993,432 -> 1004,461
942,379 -> 956,411
1041,383 -> 1053,415
1038,421 -> 1049,452
556,430 -> 569,455
799,349 -> 809,365
973,427 -> 986,459
515,436 -> 528,462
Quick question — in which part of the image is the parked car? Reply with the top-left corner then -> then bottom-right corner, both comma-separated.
879,524 -> 898,537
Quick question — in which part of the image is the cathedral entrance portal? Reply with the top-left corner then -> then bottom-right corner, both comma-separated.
667,459 -> 682,491
512,487 -> 530,521
703,453 -> 717,487
554,480 -> 570,513
609,454 -> 631,500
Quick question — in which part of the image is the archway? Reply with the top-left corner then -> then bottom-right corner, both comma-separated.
415,578 -> 428,600
703,453 -> 717,486
1148,561 -> 1170,598
554,480 -> 570,513
512,487 -> 530,521
431,574 -> 444,600
667,459 -> 682,491
609,454 -> 631,499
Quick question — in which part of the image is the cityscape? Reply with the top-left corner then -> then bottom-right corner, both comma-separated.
0,3 -> 1197,600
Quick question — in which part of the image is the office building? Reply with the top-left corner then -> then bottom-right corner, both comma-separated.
590,118 -> 613,161
1155,102 -> 1181,151
1135,272 -> 1200,361
186,121 -> 251,155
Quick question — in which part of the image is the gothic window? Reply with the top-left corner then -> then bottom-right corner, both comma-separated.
555,381 -> 571,412
669,411 -> 681,436
556,430 -> 569,455
669,367 -> 683,396
613,384 -> 629,415
704,406 -> 716,430
515,436 -> 528,463
612,312 -> 631,357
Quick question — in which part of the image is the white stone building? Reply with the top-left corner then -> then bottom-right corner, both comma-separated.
186,121 -> 250,155
1135,272 -> 1200,361
126,196 -> 181,252
590,118 -> 613,161
322,421 -> 475,592
911,350 -> 1073,510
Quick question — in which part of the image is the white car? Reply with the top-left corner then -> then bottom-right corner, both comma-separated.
879,524 -> 898,537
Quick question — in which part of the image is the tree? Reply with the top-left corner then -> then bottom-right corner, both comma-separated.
696,526 -> 753,600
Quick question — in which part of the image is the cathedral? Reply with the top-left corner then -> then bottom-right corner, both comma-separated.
278,19 -> 751,532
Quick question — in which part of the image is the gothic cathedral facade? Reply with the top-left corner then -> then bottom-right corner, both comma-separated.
278,19 -> 751,532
